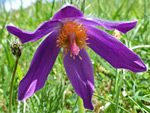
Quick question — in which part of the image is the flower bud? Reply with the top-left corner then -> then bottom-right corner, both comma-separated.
10,40 -> 23,57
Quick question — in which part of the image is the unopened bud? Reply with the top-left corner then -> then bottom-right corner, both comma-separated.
10,39 -> 23,57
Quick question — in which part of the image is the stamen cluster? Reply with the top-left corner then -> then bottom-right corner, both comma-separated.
56,21 -> 88,58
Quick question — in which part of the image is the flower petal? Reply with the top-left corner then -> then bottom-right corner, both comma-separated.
52,5 -> 83,21
63,49 -> 94,110
74,17 -> 137,34
18,31 -> 60,100
6,20 -> 62,43
86,26 -> 147,72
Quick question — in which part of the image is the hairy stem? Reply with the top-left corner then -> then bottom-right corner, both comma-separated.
9,56 -> 20,113
115,69 -> 123,113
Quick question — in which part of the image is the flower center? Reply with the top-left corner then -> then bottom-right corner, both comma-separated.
56,21 -> 88,59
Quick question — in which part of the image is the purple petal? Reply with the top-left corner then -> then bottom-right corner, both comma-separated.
18,31 -> 60,100
52,5 -> 83,21
74,17 -> 137,34
86,26 -> 147,72
63,49 -> 94,110
6,20 -> 62,43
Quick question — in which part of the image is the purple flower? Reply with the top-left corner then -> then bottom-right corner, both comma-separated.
6,5 -> 146,110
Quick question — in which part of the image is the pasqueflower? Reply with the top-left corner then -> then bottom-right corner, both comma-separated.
6,5 -> 146,110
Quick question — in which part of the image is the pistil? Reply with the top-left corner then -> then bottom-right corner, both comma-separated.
56,21 -> 88,59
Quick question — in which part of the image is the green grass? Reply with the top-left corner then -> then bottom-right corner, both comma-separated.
0,0 -> 150,112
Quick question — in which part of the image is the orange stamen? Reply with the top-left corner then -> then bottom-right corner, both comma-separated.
56,21 -> 88,59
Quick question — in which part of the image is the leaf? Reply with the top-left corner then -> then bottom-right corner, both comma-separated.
133,96 -> 150,103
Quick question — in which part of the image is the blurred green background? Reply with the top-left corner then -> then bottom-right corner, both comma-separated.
0,0 -> 150,112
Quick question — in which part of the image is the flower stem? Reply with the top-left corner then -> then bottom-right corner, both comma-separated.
9,56 -> 20,113
115,69 -> 123,113
78,96 -> 84,113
